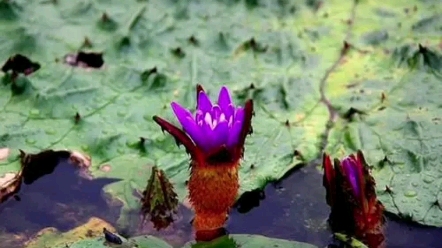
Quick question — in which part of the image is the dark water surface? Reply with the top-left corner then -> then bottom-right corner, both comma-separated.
0,159 -> 120,248
1,160 -> 442,248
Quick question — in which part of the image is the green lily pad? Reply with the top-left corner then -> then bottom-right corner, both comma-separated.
24,216 -> 173,248
324,1 -> 442,226
182,234 -> 318,248
334,233 -> 368,248
53,236 -> 173,248
0,0 -> 338,228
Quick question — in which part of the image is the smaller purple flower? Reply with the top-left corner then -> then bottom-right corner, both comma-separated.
153,85 -> 254,162
341,156 -> 362,198
322,151 -> 386,248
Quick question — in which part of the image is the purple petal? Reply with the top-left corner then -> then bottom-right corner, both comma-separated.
342,158 -> 360,197
212,120 -> 229,148
217,86 -> 233,111
182,119 -> 207,148
171,102 -> 193,127
233,107 -> 245,123
198,91 -> 213,112
227,120 -> 242,148
224,104 -> 235,121
201,119 -> 215,151
171,102 -> 206,147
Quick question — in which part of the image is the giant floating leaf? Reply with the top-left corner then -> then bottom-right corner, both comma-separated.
324,0 -> 442,226
0,0 -> 338,227
182,234 -> 318,248
24,217 -> 172,248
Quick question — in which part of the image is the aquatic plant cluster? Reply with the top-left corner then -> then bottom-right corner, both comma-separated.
154,85 -> 385,247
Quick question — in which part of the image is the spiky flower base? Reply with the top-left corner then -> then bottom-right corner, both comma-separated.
188,162 -> 239,231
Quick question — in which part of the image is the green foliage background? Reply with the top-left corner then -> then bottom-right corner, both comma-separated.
0,0 -> 442,246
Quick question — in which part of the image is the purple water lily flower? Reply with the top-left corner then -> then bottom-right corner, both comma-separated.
153,85 -> 254,162
171,86 -> 244,152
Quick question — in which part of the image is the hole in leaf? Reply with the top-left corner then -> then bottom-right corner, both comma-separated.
1,54 -> 41,76
233,189 -> 265,214
64,51 -> 104,69
20,149 -> 71,185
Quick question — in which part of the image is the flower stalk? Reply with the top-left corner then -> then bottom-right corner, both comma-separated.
153,85 -> 254,237
323,150 -> 385,248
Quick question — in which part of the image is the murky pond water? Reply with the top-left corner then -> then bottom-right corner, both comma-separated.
1,159 -> 441,248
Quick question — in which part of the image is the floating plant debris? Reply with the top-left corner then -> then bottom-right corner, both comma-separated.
103,228 -> 123,245
0,172 -> 22,204
140,166 -> 179,231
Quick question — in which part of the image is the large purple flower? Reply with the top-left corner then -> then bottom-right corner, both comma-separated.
153,85 -> 253,162
171,86 -> 244,152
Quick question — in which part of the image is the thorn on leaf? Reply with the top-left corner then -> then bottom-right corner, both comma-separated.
245,0 -> 258,8
284,120 -> 290,127
381,92 -> 387,102
147,67 -> 158,75
378,156 -> 392,169
139,137 -> 146,146
244,37 -> 268,53
343,107 -> 365,121
342,41 -> 351,55
249,83 -> 255,89
140,67 -> 158,81
82,37 -> 93,48
101,12 -> 110,22
188,35 -> 199,46
250,164 -> 254,169
171,47 -> 185,58
74,112 -> 81,124
384,185 -> 393,194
